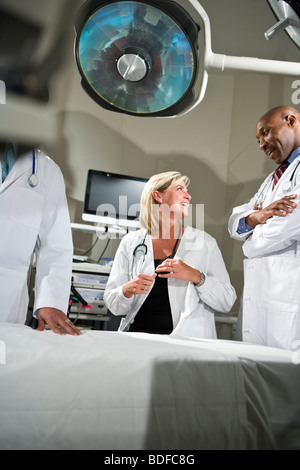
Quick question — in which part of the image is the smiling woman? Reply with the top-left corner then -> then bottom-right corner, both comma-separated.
139,171 -> 191,239
104,171 -> 236,339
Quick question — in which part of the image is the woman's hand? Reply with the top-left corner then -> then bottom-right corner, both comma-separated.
123,273 -> 157,299
155,259 -> 201,285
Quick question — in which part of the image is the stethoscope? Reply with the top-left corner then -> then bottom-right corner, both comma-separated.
130,232 -> 148,280
281,161 -> 300,192
130,225 -> 182,279
255,160 -> 300,209
28,149 -> 38,188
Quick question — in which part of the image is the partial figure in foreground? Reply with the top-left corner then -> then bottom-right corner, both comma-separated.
0,143 -> 81,336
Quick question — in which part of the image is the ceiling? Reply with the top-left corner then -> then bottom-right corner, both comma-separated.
0,0 -> 297,57
200,0 -> 300,62
0,0 -> 299,102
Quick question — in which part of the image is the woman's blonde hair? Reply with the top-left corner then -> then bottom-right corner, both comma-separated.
139,171 -> 190,234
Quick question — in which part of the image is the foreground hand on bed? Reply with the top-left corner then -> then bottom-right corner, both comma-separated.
37,308 -> 82,336
155,259 -> 201,285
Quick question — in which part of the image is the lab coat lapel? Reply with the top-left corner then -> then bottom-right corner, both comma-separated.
175,226 -> 199,257
144,231 -> 155,274
265,156 -> 300,206
262,172 -> 277,207
0,154 -> 32,195
168,226 -> 197,328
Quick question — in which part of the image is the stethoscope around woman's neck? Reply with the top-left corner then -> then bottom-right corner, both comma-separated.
28,149 -> 38,188
130,225 -> 182,279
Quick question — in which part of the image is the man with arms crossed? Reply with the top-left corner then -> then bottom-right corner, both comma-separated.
228,106 -> 300,350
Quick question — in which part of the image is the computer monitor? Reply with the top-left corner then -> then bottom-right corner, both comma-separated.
82,170 -> 148,228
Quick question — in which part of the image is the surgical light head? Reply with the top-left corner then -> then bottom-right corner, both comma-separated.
74,0 -> 300,118
74,0 -> 200,117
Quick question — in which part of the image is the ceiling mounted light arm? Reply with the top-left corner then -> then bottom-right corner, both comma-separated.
206,53 -> 300,75
183,0 -> 300,75
177,0 -> 300,117
264,0 -> 300,47
265,16 -> 300,40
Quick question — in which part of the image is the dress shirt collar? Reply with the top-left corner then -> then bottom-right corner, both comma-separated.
288,146 -> 300,164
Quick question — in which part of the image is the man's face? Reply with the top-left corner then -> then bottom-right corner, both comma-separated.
256,113 -> 297,165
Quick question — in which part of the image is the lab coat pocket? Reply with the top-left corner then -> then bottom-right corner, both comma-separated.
261,257 -> 300,313
9,188 -> 44,230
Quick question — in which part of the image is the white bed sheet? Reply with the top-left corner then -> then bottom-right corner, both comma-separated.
0,323 -> 299,450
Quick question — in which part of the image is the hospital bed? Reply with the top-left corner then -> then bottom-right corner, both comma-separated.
0,323 -> 299,450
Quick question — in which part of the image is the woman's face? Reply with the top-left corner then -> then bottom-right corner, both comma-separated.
154,180 -> 191,220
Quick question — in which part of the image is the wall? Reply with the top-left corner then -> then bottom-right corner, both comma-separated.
53,43 -> 299,311
44,14 -> 237,268
1,0 -> 300,314
51,41 -> 236,271
36,25 -> 300,311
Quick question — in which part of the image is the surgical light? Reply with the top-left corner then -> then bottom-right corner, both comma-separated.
74,0 -> 199,117
74,0 -> 300,117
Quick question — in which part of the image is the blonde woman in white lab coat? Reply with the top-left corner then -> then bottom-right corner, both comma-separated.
0,145 -> 80,336
228,106 -> 300,351
104,171 -> 236,339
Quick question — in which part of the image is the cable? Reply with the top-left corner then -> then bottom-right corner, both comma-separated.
71,284 -> 88,306
79,236 -> 100,256
97,238 -> 111,264
75,226 -> 109,258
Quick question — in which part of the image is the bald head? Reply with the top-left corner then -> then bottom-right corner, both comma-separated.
256,105 -> 300,165
259,105 -> 300,125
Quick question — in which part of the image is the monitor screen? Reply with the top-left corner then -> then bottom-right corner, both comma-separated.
83,170 -> 148,228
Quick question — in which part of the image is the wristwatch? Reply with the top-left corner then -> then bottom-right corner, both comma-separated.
196,272 -> 206,287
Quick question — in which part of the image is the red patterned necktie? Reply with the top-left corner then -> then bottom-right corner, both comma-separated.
272,162 -> 289,189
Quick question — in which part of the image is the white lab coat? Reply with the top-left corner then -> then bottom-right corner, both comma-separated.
0,150 -> 73,324
104,226 -> 236,339
228,155 -> 300,350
